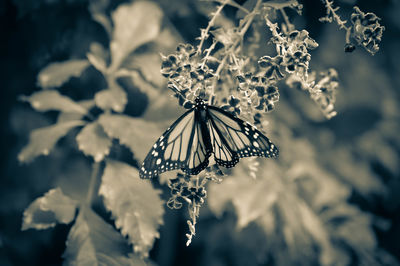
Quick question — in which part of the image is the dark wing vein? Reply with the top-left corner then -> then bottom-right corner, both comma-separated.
140,108 -> 213,178
207,106 -> 279,161
140,109 -> 195,178
207,114 -> 239,168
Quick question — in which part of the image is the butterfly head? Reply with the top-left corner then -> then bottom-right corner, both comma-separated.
194,97 -> 206,109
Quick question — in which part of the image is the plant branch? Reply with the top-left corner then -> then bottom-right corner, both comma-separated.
320,0 -> 352,43
86,162 -> 100,205
214,0 -> 262,79
197,0 -> 229,54
280,8 -> 295,32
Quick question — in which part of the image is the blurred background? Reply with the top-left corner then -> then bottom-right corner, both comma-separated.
1,0 -> 399,265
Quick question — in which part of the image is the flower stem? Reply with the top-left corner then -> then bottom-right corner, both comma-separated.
322,0 -> 350,31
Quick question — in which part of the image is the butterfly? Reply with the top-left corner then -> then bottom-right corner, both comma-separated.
139,97 -> 278,179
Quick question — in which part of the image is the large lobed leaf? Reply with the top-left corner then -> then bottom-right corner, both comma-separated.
110,1 -> 163,70
208,161 -> 339,265
76,121 -> 112,162
63,206 -> 147,266
99,160 -> 164,257
18,120 -> 85,163
20,90 -> 88,115
22,188 -> 77,230
37,59 -> 90,89
98,114 -> 164,162
208,161 -> 280,228
208,150 -> 382,265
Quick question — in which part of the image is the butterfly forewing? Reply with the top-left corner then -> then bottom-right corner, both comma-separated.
140,107 -> 212,179
140,109 -> 194,178
207,106 -> 279,159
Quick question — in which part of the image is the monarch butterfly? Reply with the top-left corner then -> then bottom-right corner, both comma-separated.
139,97 -> 278,179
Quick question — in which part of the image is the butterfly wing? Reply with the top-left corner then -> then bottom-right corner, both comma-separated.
207,106 -> 278,164
140,108 -> 212,179
208,118 -> 239,168
186,113 -> 213,174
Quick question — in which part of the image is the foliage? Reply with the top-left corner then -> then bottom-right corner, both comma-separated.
14,0 -> 399,265
19,0 -> 167,260
99,160 -> 164,256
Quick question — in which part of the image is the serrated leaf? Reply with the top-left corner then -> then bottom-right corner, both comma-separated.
98,114 -> 164,162
20,90 -> 88,114
37,60 -> 90,89
254,196 -> 337,266
95,82 -> 127,112
76,122 -> 112,162
208,162 -> 279,228
99,160 -> 164,257
18,120 -> 85,163
329,148 -> 386,196
110,1 -> 162,69
22,188 -> 78,230
321,203 -> 376,249
63,206 -> 147,266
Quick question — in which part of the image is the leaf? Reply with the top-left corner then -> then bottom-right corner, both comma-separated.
57,100 -> 95,124
18,120 -> 85,163
99,160 -> 164,257
63,206 -> 147,266
37,60 -> 90,89
321,204 -> 376,249
141,91 -> 183,122
88,0 -> 113,37
110,1 -> 163,69
329,148 -> 386,196
76,122 -> 112,162
87,42 -> 109,73
20,90 -> 88,114
95,82 -> 127,113
121,52 -> 165,88
208,162 -> 280,228
22,188 -> 78,230
98,114 -> 164,162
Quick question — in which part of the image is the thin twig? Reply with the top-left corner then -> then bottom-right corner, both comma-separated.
280,8 -> 295,32
214,0 -> 262,79
86,162 -> 100,205
321,0 -> 352,43
197,0 -> 230,54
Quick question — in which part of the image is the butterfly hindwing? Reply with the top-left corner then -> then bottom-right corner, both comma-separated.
207,106 -> 279,160
208,117 -> 239,168
186,112 -> 213,174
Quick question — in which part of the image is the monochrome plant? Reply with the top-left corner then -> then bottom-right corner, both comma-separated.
18,0 -> 395,265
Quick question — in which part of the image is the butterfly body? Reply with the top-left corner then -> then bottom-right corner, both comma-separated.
139,98 -> 278,179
